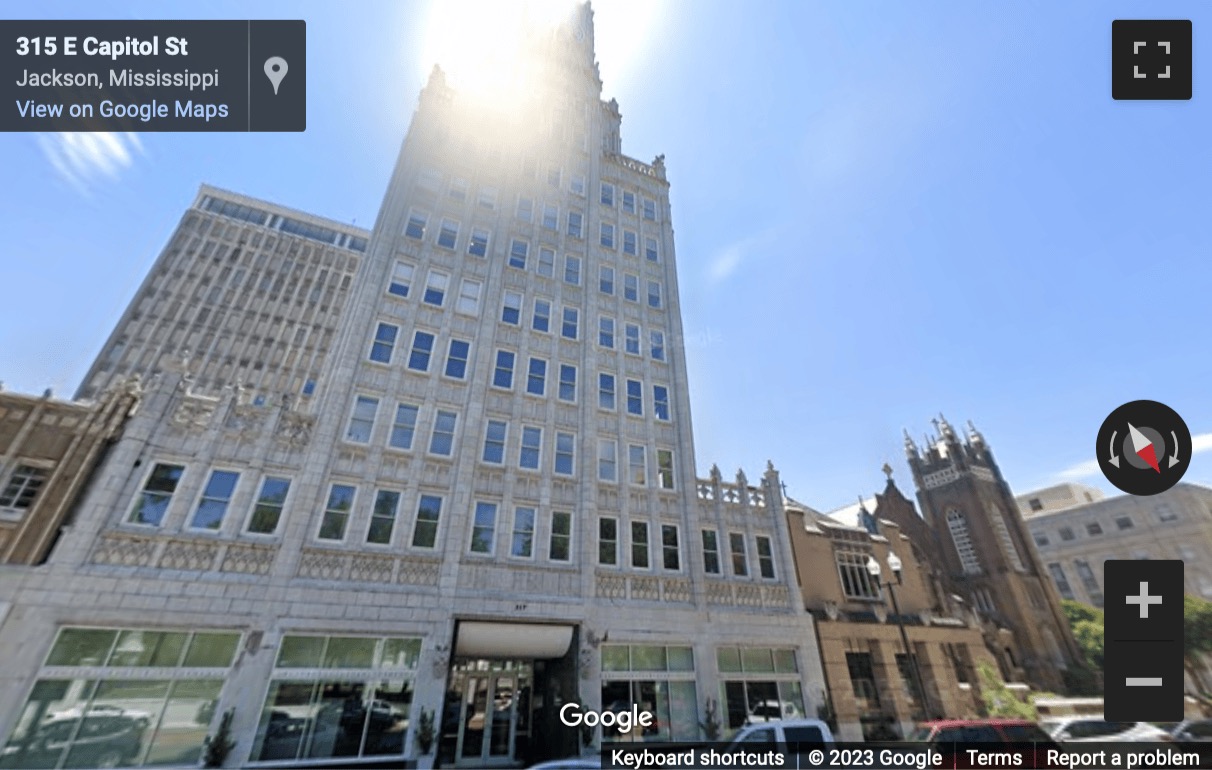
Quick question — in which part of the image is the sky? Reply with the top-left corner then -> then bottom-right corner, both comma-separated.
3,0 -> 1212,516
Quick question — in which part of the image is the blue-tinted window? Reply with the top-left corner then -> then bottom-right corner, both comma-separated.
483,420 -> 507,464
369,322 -> 398,363
555,433 -> 575,475
190,470 -> 240,530
510,239 -> 528,270
627,380 -> 643,416
520,427 -> 542,469
648,280 -> 662,309
389,404 -> 419,449
445,339 -> 470,379
527,357 -> 547,396
468,229 -> 489,257
493,350 -> 515,389
502,292 -> 522,325
564,256 -> 581,285
405,211 -> 427,239
430,410 -> 457,456
532,300 -> 551,332
408,332 -> 435,371
599,317 -> 615,348
437,219 -> 459,249
599,373 -> 616,410
558,364 -> 576,402
388,262 -> 414,298
654,385 -> 670,421
561,308 -> 578,340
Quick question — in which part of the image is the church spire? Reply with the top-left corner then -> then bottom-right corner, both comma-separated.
967,419 -> 986,449
937,413 -> 956,442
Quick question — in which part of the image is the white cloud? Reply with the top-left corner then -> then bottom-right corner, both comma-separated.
36,132 -> 143,192
707,243 -> 744,283
1056,431 -> 1212,481
706,229 -> 777,284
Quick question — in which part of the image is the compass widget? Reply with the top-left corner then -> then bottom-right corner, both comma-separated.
1097,400 -> 1191,496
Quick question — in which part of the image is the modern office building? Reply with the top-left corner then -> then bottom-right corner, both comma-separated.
74,185 -> 369,403
1023,482 -> 1212,607
1016,483 -> 1105,517
0,5 -> 824,767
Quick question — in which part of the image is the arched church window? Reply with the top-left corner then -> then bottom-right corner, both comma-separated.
945,508 -> 982,575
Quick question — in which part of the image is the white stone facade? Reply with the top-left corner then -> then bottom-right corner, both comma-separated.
0,6 -> 824,768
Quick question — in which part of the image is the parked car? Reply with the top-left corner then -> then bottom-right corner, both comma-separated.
745,700 -> 802,724
1048,717 -> 1172,742
911,718 -> 1061,744
1169,719 -> 1212,743
910,719 -> 1061,769
526,759 -> 602,770
0,705 -> 150,769
727,718 -> 834,748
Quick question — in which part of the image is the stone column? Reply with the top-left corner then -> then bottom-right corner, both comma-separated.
915,640 -> 956,719
870,639 -> 915,739
822,634 -> 863,742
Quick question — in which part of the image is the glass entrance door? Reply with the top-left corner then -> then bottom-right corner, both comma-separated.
449,660 -> 531,767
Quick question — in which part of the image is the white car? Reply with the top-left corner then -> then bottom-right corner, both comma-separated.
1171,719 -> 1212,743
526,759 -> 601,770
745,700 -> 801,724
1049,717 -> 1171,742
728,718 -> 835,748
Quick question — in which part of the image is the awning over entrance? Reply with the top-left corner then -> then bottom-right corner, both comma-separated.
455,621 -> 574,659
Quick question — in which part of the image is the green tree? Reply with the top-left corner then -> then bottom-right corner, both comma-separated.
976,661 -> 1036,719
1184,595 -> 1212,696
1061,600 -> 1105,670
1061,599 -> 1104,627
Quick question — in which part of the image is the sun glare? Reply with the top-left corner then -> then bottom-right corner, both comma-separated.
419,0 -> 662,103
420,0 -> 578,103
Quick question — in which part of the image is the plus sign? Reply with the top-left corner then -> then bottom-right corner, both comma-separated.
1126,581 -> 1163,619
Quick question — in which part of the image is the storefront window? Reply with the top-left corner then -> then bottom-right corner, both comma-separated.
600,645 -> 697,743
251,635 -> 421,763
2,627 -> 237,768
716,646 -> 804,735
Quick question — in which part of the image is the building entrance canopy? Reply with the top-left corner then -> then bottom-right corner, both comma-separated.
454,622 -> 574,659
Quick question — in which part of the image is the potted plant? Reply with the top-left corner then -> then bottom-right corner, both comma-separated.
700,698 -> 721,741
414,707 -> 435,763
201,708 -> 235,768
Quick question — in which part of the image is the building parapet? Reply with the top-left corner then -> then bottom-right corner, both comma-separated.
607,152 -> 667,183
695,464 -> 768,508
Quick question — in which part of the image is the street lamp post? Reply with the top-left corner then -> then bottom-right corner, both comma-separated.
866,552 -> 937,721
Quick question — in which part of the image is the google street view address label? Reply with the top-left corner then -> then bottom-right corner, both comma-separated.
1,20 -> 305,131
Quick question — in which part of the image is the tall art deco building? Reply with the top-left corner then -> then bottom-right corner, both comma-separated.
0,5 -> 824,767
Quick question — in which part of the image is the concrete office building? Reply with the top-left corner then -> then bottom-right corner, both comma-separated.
75,185 -> 370,403
1016,483 -> 1105,517
0,5 -> 824,768
1022,482 -> 1212,607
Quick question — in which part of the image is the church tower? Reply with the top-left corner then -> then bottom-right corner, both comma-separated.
905,417 -> 1086,692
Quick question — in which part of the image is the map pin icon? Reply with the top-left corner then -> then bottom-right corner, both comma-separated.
264,57 -> 288,95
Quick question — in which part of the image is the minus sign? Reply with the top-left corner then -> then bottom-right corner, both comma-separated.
1112,639 -> 1175,642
